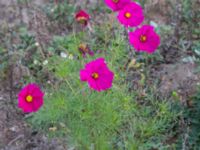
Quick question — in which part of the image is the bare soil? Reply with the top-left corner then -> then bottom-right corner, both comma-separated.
0,86 -> 67,150
0,0 -> 67,149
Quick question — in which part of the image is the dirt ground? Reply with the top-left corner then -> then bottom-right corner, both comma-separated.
0,1 -> 67,149
0,86 -> 67,150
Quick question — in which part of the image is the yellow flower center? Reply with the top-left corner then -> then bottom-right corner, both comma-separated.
77,16 -> 87,22
79,43 -> 88,52
125,12 -> 131,18
140,35 -> 147,42
26,95 -> 33,103
92,72 -> 99,79
79,43 -> 87,50
77,17 -> 88,25
112,0 -> 119,3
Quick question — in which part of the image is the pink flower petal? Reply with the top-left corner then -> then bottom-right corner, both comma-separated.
104,0 -> 131,11
80,69 -> 89,81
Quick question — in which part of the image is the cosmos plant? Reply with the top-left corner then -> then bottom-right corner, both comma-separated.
17,1 -> 161,113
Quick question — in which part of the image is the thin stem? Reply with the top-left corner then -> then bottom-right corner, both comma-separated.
65,78 -> 76,95
124,27 -> 135,59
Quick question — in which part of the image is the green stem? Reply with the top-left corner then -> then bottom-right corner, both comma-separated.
65,78 -> 75,95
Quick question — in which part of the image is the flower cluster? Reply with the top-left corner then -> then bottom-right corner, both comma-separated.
104,0 -> 160,54
18,58 -> 114,113
18,2 -> 161,113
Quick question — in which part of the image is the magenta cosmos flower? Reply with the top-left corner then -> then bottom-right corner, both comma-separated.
80,58 -> 114,92
78,43 -> 94,57
75,10 -> 90,26
104,0 -> 131,11
18,83 -> 44,113
129,25 -> 160,53
117,2 -> 144,27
